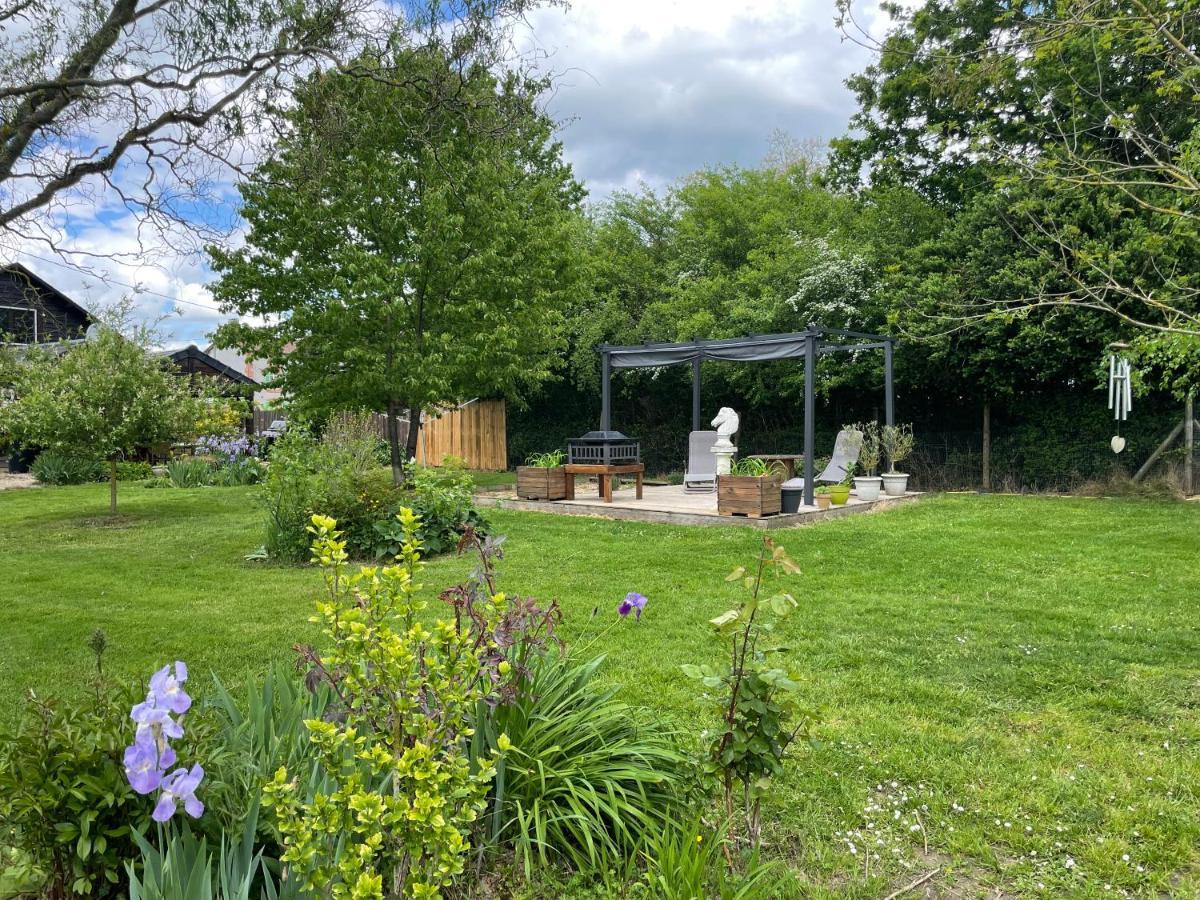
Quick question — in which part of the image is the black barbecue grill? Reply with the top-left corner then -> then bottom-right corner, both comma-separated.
567,430 -> 640,466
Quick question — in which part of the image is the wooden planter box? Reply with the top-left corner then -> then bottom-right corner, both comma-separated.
717,474 -> 783,518
517,466 -> 568,500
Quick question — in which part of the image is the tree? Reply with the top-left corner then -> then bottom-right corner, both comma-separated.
0,304 -> 204,513
832,0 -> 1200,383
210,49 -> 586,483
0,0 -> 553,263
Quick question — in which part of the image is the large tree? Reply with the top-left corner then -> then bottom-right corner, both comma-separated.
0,0 -> 552,264
0,305 -> 204,513
210,49 -> 586,483
832,0 -> 1200,387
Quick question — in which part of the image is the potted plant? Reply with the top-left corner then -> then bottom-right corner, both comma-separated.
814,484 -> 832,510
829,468 -> 852,506
880,423 -> 914,496
851,421 -> 883,501
718,457 -> 784,517
516,449 -> 568,500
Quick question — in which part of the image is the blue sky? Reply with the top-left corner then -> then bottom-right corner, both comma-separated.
13,0 -> 890,349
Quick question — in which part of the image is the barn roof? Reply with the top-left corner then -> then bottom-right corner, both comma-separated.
1,262 -> 95,323
157,344 -> 259,386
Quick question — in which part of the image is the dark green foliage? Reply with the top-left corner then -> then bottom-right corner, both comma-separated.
471,652 -> 689,876
166,457 -> 215,488
0,679 -> 152,897
116,461 -> 154,482
262,425 -> 488,560
31,450 -> 105,485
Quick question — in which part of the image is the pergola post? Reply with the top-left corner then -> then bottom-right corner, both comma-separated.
803,330 -> 817,506
691,356 -> 702,432
600,348 -> 612,432
884,339 -> 895,428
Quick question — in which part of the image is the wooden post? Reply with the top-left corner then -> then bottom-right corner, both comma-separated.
982,400 -> 992,493
1186,395 -> 1195,496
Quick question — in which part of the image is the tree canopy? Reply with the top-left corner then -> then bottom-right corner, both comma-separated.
211,48 -> 587,482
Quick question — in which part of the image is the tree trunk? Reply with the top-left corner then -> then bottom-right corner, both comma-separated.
108,459 -> 118,515
386,400 -> 404,486
1185,394 -> 1195,496
405,404 -> 422,467
981,400 -> 992,493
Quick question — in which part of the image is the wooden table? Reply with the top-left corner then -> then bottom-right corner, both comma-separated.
563,463 -> 645,503
747,454 -> 805,480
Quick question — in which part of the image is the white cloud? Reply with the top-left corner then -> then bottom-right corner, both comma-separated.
519,0 -> 881,197
9,0 -> 899,342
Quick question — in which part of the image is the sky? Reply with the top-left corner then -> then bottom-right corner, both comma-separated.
10,0 -> 890,349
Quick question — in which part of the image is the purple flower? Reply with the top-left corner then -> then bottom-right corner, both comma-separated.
131,702 -> 184,751
148,662 -> 191,714
123,737 -> 163,795
618,592 -> 648,620
152,764 -> 205,822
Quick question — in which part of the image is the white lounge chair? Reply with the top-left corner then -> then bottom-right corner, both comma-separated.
684,430 -> 719,492
787,428 -> 864,489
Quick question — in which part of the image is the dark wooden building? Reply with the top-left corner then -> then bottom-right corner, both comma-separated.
0,263 -> 93,344
159,344 -> 259,390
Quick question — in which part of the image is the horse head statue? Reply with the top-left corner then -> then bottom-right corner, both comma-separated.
711,407 -> 740,440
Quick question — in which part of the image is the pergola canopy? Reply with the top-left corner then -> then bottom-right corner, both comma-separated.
595,324 -> 897,506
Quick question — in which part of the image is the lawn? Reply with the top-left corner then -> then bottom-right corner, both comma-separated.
2,484 -> 1198,897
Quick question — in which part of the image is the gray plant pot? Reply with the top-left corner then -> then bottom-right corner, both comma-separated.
881,472 -> 909,496
854,476 -> 882,502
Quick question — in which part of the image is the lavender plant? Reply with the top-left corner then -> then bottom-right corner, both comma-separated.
264,510 -> 505,899
681,537 -> 812,849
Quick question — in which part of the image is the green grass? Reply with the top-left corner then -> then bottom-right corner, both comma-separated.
2,484 -> 1199,897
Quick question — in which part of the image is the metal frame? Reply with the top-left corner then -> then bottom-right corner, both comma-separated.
596,324 -> 897,507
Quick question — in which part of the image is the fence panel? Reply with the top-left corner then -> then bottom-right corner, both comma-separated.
252,399 -> 507,470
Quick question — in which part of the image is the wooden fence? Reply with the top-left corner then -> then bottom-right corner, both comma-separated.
252,399 -> 507,471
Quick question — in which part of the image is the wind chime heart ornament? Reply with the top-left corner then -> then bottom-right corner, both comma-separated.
1108,351 -> 1132,453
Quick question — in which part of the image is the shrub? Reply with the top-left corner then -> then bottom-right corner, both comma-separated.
116,461 -> 154,481
262,419 -> 486,561
31,450 -> 105,485
0,637 -> 154,897
263,512 -> 502,898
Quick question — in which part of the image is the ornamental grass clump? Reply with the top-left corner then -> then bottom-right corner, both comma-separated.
264,509 -> 506,899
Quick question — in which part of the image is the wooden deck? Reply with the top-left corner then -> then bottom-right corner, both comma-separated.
476,483 -> 920,529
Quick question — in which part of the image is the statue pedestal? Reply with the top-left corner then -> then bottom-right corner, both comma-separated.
712,440 -> 736,476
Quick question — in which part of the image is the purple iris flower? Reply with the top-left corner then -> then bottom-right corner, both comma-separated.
123,738 -> 164,795
152,764 -> 205,822
131,703 -> 184,751
618,592 -> 648,620
148,662 -> 191,714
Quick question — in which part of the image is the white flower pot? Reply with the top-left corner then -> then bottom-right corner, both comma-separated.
881,472 -> 909,497
853,476 -> 882,502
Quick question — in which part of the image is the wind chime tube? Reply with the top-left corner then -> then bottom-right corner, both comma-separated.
1124,360 -> 1132,418
1109,355 -> 1116,411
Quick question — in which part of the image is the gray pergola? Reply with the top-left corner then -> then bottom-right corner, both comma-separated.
596,324 -> 897,506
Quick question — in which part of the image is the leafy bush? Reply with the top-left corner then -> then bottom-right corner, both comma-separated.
116,461 -> 154,481
473,652 -> 688,876
167,457 -> 215,487
31,450 -> 105,485
0,642 -> 154,897
262,419 -> 487,560
264,511 -> 501,898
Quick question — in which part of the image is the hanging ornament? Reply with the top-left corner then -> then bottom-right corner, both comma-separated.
1107,352 -> 1132,453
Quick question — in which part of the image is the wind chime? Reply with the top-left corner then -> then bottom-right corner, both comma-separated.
1108,350 -> 1132,453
